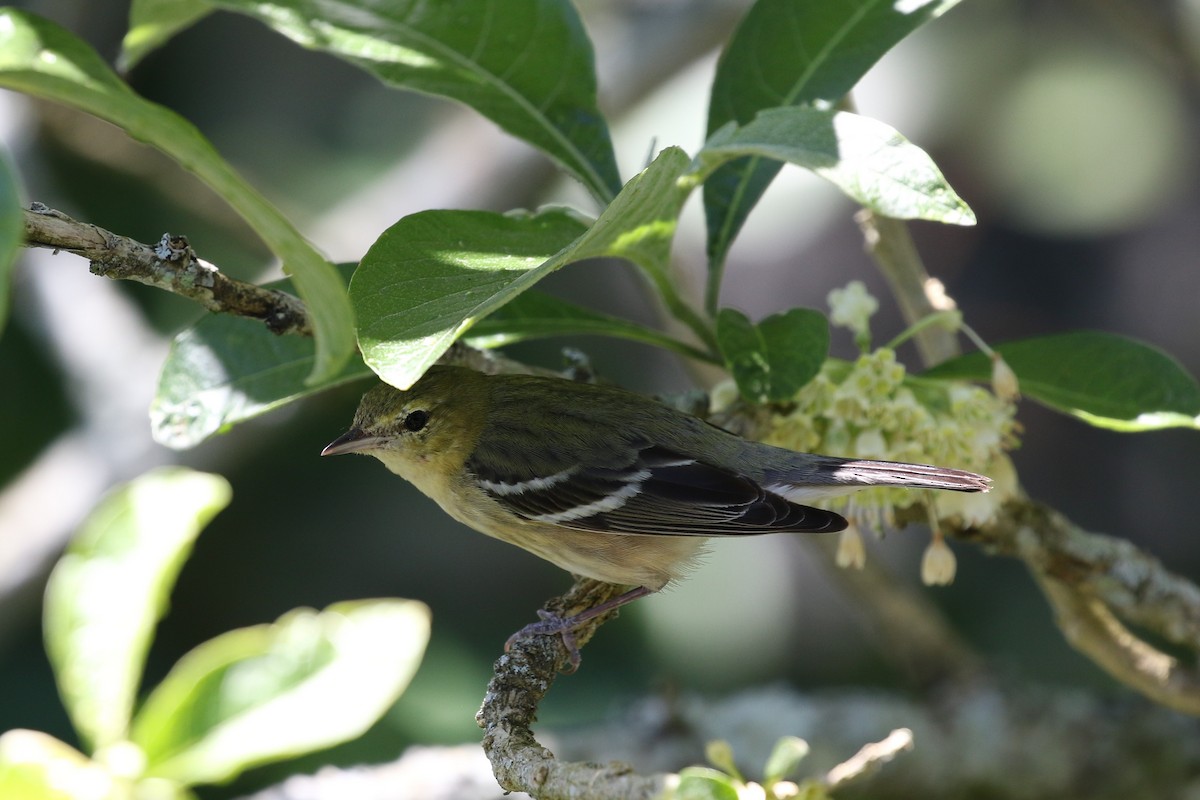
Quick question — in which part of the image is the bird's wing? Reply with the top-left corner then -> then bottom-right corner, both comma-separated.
467,440 -> 845,536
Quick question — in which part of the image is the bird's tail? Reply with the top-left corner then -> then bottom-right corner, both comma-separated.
766,455 -> 991,503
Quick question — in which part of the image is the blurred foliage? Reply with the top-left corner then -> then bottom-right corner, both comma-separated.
1,468 -> 429,800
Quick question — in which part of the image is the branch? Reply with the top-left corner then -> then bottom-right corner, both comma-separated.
475,579 -> 671,799
963,498 -> 1200,715
855,210 -> 960,366
22,204 -> 312,335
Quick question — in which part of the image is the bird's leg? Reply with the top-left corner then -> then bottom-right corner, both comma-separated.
505,585 -> 653,670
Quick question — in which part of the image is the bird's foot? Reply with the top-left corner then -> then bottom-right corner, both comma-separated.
504,585 -> 653,672
505,610 -> 585,671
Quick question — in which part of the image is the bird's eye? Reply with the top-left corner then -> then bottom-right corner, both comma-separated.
403,409 -> 429,432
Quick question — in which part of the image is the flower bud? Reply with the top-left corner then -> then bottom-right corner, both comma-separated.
836,524 -> 867,570
991,354 -> 1020,402
921,534 -> 957,585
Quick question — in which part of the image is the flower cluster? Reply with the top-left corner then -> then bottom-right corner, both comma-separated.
712,345 -> 1019,531
711,280 -> 1023,583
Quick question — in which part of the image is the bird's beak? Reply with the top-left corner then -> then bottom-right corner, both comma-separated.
321,428 -> 387,456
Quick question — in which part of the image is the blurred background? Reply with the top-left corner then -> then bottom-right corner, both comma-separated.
3,0 -> 1200,795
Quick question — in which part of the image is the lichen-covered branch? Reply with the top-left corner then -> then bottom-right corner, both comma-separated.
475,579 -> 671,799
22,204 -> 312,335
963,499 -> 1200,715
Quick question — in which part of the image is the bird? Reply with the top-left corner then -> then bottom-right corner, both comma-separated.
323,365 -> 990,660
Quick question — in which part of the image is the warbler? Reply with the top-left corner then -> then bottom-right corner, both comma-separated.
323,366 -> 989,649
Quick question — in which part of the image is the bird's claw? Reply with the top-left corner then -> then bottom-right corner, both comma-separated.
504,610 -> 583,671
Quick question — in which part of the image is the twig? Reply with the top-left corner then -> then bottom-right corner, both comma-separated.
822,728 -> 914,790
855,210 -> 960,366
963,498 -> 1200,715
22,204 -> 312,336
475,579 -> 671,799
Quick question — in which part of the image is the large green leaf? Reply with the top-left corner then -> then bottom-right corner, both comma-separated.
353,207 -> 589,389
0,147 -> 21,337
203,0 -> 620,203
354,148 -> 698,389
151,267 -> 370,450
704,0 -> 962,309
0,730 -> 113,800
923,331 -> 1200,431
0,9 -> 354,384
716,307 -> 829,403
133,599 -> 430,786
466,289 -> 718,364
43,468 -> 232,751
120,0 -> 214,71
694,108 -> 973,225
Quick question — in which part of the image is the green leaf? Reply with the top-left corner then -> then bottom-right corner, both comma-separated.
0,730 -> 110,800
0,9 -> 354,385
133,599 -> 430,785
694,108 -> 974,225
151,267 -> 370,450
0,147 -> 22,337
354,207 -> 589,389
121,0 -> 215,71
717,307 -> 828,403
923,331 -> 1200,431
43,468 -> 232,751
205,0 -> 621,203
354,147 -> 701,389
704,0 -> 963,307
763,736 -> 809,784
675,767 -> 741,800
465,290 -> 719,364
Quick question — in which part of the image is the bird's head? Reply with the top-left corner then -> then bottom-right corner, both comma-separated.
322,366 -> 488,482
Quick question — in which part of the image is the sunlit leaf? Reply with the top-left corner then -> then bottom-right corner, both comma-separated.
43,469 -> 232,750
354,148 -> 696,389
0,9 -> 354,384
675,767 -> 741,800
133,600 -> 430,785
704,0 -> 963,305
0,730 -> 111,800
694,108 -> 973,225
763,736 -> 809,784
353,207 -> 589,389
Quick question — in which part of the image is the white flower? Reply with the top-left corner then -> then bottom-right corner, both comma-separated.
836,523 -> 867,569
828,280 -> 879,342
921,534 -> 957,585
991,354 -> 1021,401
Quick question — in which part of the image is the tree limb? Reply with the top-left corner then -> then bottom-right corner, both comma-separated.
963,499 -> 1200,715
22,204 -> 311,335
475,579 -> 671,799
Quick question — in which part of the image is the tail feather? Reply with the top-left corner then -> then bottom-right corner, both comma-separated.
828,459 -> 992,493
766,456 -> 991,503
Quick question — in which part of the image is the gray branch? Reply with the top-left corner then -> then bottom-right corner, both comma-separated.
967,499 -> 1200,715
22,204 -> 312,336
